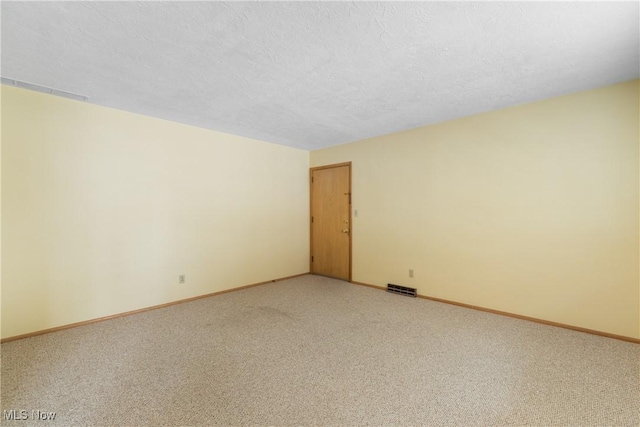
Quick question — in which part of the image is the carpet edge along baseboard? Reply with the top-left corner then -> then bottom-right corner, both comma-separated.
350,281 -> 640,344
1,273 -> 310,343
4,274 -> 638,345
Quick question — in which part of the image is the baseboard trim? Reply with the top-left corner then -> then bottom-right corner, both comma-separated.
350,281 -> 640,344
1,273 -> 310,343
351,281 -> 386,291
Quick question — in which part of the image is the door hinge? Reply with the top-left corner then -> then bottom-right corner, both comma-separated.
311,216 -> 314,223
311,177 -> 314,183
311,256 -> 314,262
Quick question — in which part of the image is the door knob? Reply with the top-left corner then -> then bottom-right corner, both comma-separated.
342,229 -> 350,234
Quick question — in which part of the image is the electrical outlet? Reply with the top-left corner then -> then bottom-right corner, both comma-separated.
179,275 -> 185,284
409,269 -> 414,278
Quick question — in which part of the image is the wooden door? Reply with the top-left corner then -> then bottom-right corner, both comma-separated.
310,163 -> 351,281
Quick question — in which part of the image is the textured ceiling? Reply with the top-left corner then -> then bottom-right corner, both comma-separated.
2,2 -> 639,150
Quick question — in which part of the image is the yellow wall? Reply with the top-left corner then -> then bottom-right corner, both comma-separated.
312,80 -> 640,339
0,86 -> 3,338
1,86 -> 310,339
3,80 -> 639,340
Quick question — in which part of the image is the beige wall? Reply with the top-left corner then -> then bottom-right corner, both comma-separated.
0,87 -> 3,338
312,80 -> 640,339
3,81 -> 639,341
1,86 -> 310,339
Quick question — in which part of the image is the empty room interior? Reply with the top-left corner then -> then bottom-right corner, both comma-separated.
1,2 -> 639,426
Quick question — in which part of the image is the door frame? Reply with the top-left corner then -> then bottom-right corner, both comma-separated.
309,162 -> 352,282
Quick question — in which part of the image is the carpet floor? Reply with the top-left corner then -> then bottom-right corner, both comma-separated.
1,275 -> 639,426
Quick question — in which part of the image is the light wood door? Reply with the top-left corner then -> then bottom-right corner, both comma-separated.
310,163 -> 351,281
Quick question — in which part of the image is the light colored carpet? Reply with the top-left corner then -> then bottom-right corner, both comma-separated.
2,275 -> 639,426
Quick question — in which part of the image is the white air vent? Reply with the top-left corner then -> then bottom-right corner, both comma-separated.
1,77 -> 88,102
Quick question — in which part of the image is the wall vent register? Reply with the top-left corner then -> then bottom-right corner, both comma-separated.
387,283 -> 417,298
1,77 -> 88,102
